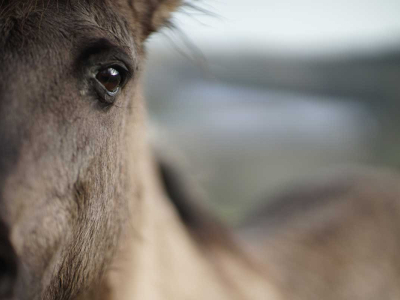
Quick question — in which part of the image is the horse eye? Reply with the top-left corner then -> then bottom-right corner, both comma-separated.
95,67 -> 122,95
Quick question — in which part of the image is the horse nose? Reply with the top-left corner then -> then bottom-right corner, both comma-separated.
0,221 -> 17,299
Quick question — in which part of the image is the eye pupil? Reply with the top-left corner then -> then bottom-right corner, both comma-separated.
96,67 -> 122,93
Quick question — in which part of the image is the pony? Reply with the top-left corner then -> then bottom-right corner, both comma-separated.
0,1 -> 399,299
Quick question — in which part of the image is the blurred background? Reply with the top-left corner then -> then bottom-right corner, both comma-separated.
144,0 -> 400,225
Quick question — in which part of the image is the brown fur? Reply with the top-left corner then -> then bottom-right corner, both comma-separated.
0,1 -> 400,300
0,1 -> 276,299
241,168 -> 400,300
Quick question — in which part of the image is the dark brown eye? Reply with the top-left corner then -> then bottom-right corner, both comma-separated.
95,67 -> 122,94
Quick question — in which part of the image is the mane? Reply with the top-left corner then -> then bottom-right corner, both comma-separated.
155,154 -> 273,298
156,157 -> 236,250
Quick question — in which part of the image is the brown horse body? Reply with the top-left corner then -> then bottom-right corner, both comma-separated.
0,1 -> 399,299
242,168 -> 400,300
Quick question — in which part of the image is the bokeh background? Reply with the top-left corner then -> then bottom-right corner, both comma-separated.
144,0 -> 400,225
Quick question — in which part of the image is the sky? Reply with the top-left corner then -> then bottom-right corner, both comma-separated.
150,0 -> 400,55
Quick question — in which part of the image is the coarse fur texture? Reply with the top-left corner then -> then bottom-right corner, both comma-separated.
0,1 -> 280,299
1,1 -> 400,300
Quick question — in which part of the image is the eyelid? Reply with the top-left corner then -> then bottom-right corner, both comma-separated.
76,38 -> 136,75
95,62 -> 131,78
94,59 -> 133,79
108,62 -> 132,78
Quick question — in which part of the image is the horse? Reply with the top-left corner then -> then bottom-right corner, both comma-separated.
0,1 -> 400,300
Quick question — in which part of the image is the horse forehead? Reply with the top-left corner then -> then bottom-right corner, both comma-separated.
0,1 -> 132,56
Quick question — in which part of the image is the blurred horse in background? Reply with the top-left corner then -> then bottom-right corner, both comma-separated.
0,0 -> 399,299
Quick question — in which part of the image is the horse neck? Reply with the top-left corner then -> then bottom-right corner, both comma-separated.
98,117 -> 281,300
